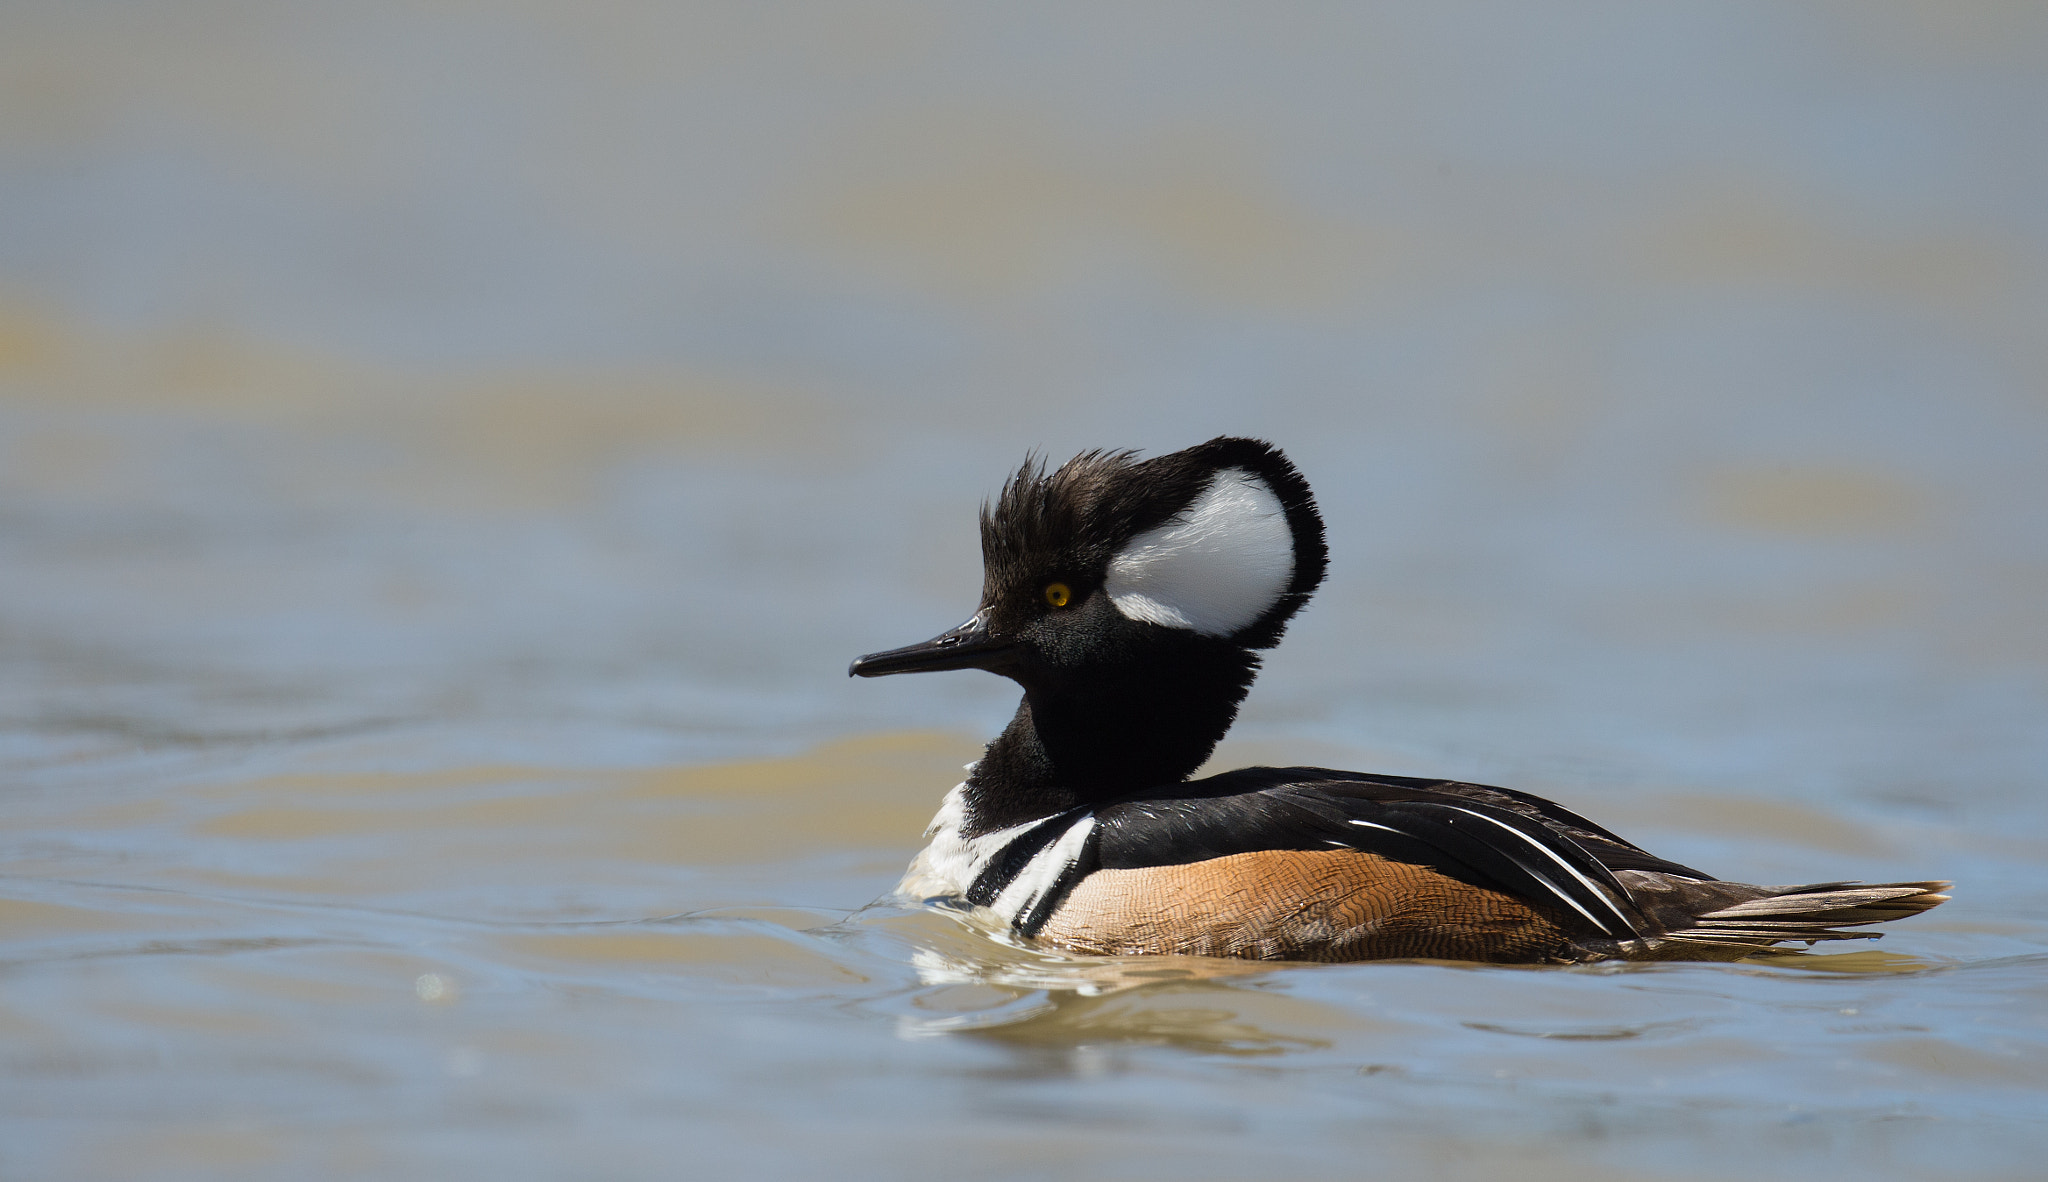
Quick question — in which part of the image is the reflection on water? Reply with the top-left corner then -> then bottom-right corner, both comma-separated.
5,2 -> 2048,1179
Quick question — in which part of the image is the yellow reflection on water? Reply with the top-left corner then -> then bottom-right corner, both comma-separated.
1703,466 -> 1930,537
800,121 -> 1388,310
501,930 -> 870,988
137,732 -> 978,899
1734,947 -> 1949,975
0,303 -> 844,512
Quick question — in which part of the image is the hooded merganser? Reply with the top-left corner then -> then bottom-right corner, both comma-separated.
851,437 -> 1949,963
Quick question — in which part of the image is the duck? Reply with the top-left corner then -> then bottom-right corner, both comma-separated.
850,437 -> 1949,963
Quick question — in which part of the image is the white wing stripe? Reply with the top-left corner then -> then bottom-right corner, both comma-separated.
1346,819 -> 1403,834
1432,805 -> 1636,935
1352,814 -> 1624,935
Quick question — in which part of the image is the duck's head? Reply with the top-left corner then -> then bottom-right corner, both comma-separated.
852,438 -> 1325,788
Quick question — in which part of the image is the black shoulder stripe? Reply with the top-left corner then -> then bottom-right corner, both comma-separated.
1013,825 -> 1104,939
964,813 -> 1078,907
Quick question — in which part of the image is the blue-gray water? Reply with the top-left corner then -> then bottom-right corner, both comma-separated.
3,5 -> 2046,1179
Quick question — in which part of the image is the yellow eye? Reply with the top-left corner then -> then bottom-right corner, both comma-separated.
1043,582 -> 1072,608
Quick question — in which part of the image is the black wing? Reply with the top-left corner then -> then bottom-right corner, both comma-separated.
1089,768 -> 1705,941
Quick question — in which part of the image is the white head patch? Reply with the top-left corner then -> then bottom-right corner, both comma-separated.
1105,468 -> 1295,636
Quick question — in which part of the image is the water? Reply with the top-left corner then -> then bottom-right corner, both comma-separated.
3,4 -> 2047,1178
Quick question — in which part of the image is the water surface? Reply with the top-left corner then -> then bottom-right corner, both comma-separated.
3,4 -> 2046,1179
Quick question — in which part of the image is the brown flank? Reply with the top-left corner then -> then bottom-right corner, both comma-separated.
1033,848 -> 1583,963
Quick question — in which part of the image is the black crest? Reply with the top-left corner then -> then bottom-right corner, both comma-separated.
979,436 -> 1327,649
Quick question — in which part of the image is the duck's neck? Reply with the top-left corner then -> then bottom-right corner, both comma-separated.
959,645 -> 1260,836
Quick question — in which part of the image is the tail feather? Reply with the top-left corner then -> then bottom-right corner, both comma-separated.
1658,880 -> 1950,953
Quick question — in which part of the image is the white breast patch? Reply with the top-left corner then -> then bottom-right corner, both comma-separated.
1105,467 -> 1295,637
897,786 -> 1098,930
897,783 -> 1037,901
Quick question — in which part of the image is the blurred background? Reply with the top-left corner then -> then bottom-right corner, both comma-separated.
4,2 -> 2045,785
3,4 -> 2045,1180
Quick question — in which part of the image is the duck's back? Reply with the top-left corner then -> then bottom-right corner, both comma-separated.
950,768 -> 1947,964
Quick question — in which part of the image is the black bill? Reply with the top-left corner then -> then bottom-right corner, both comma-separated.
849,613 -> 1018,677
